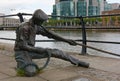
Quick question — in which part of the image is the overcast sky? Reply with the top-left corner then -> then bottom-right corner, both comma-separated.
0,0 -> 119,15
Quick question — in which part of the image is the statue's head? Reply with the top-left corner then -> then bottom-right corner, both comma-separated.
31,9 -> 48,26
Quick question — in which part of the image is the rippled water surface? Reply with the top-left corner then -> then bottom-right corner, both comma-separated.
0,30 -> 120,58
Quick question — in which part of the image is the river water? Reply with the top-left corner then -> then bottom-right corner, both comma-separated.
0,30 -> 120,58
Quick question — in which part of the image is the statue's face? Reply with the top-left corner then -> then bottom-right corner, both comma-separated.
34,19 -> 43,26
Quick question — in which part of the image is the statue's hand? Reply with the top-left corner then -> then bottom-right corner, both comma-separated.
67,39 -> 77,46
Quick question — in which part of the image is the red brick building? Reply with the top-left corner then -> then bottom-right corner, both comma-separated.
102,9 -> 120,26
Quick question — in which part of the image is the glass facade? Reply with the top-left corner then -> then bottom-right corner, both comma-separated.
52,0 -> 112,17
60,0 -> 72,1
88,0 -> 100,16
89,0 -> 92,5
52,5 -> 56,16
77,0 -> 87,16
88,6 -> 99,16
104,2 -> 112,11
56,1 -> 75,16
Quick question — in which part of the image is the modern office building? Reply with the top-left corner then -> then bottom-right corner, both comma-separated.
98,0 -> 105,15
53,0 -> 74,17
88,0 -> 99,16
104,1 -> 112,11
76,0 -> 87,16
52,0 -> 115,17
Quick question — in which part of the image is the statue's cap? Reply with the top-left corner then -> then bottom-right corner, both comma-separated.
32,9 -> 48,21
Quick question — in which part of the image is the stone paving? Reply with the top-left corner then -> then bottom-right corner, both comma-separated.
0,43 -> 120,81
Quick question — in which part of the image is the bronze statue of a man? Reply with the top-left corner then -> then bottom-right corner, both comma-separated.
14,9 -> 89,77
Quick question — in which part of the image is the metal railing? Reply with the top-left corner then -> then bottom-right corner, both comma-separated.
0,13 -> 120,57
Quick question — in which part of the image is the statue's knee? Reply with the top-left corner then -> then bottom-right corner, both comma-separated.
52,49 -> 61,53
24,65 -> 37,77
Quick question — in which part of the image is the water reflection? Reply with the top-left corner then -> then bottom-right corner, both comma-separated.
73,78 -> 92,81
0,30 -> 120,58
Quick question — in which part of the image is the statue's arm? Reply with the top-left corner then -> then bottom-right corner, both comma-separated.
37,26 -> 77,45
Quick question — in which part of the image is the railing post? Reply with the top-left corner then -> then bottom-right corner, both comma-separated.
79,16 -> 87,55
17,13 -> 24,23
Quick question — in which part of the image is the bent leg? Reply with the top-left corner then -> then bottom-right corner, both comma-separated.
15,51 -> 38,77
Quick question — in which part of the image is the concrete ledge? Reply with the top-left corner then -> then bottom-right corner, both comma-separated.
0,42 -> 14,52
0,42 -> 120,81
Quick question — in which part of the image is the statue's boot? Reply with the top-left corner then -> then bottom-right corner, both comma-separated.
69,57 -> 89,68
24,65 -> 37,77
77,61 -> 89,68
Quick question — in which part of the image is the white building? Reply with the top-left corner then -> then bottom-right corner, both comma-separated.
0,13 -> 21,27
3,18 -> 20,26
0,13 -> 5,25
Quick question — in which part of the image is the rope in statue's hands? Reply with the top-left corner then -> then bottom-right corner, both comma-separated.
75,42 -> 120,57
40,25 -> 120,57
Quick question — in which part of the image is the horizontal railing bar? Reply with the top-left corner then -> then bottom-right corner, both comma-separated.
0,13 -> 120,19
76,42 -> 120,57
21,13 -> 32,16
0,38 -> 15,41
0,14 -> 17,17
0,37 -> 120,44
36,39 -> 120,44
46,27 -> 120,29
83,14 -> 120,18
21,13 -> 120,18
1,26 -> 120,29
78,27 -> 120,29
49,14 -> 120,18
76,39 -> 120,44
